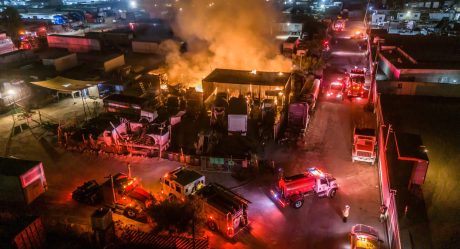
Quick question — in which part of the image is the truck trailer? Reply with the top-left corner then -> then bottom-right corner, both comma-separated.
271,167 -> 338,209
286,102 -> 310,140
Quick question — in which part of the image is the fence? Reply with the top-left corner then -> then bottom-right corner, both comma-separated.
163,152 -> 259,173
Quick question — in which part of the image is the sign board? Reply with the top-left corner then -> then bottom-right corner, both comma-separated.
210,157 -> 225,165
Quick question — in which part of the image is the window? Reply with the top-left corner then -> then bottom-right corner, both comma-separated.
320,179 -> 327,185
175,185 -> 182,193
164,179 -> 170,186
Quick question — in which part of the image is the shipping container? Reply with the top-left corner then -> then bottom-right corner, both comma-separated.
0,157 -> 47,205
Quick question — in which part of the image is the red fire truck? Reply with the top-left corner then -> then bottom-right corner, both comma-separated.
270,167 -> 338,209
346,69 -> 365,97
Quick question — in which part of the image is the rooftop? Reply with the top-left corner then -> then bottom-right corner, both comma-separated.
394,132 -> 429,161
0,157 -> 41,176
203,68 -> 291,86
77,52 -> 123,63
171,168 -> 203,186
378,35 -> 460,70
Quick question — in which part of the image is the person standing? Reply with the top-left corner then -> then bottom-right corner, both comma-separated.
343,205 -> 350,223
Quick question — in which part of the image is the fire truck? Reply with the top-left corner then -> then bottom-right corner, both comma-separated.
350,224 -> 381,249
270,167 -> 338,209
346,69 -> 365,97
352,128 -> 377,165
197,183 -> 250,238
161,168 -> 250,238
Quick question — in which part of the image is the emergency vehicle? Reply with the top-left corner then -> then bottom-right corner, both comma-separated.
346,69 -> 366,97
270,167 -> 338,209
350,224 -> 381,249
161,167 -> 205,199
161,167 -> 250,238
326,81 -> 344,101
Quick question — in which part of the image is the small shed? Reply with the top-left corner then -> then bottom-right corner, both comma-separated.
0,157 -> 47,205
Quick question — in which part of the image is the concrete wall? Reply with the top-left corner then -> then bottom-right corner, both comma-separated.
377,81 -> 460,97
103,54 -> 125,72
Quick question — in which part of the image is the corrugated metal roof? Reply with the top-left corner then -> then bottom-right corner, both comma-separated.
31,76 -> 101,92
203,68 -> 290,86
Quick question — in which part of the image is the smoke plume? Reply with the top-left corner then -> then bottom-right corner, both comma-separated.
159,0 -> 292,87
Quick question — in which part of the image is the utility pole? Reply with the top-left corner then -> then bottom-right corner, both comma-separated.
106,174 -> 117,203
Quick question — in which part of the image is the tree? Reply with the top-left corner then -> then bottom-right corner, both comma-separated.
0,7 -> 23,48
146,196 -> 206,235
292,53 -> 325,74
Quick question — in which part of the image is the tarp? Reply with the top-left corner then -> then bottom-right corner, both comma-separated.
30,76 -> 101,92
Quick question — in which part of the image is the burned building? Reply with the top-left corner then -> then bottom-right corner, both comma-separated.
202,68 -> 291,104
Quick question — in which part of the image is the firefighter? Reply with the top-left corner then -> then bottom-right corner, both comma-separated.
380,205 -> 387,222
342,205 -> 350,223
